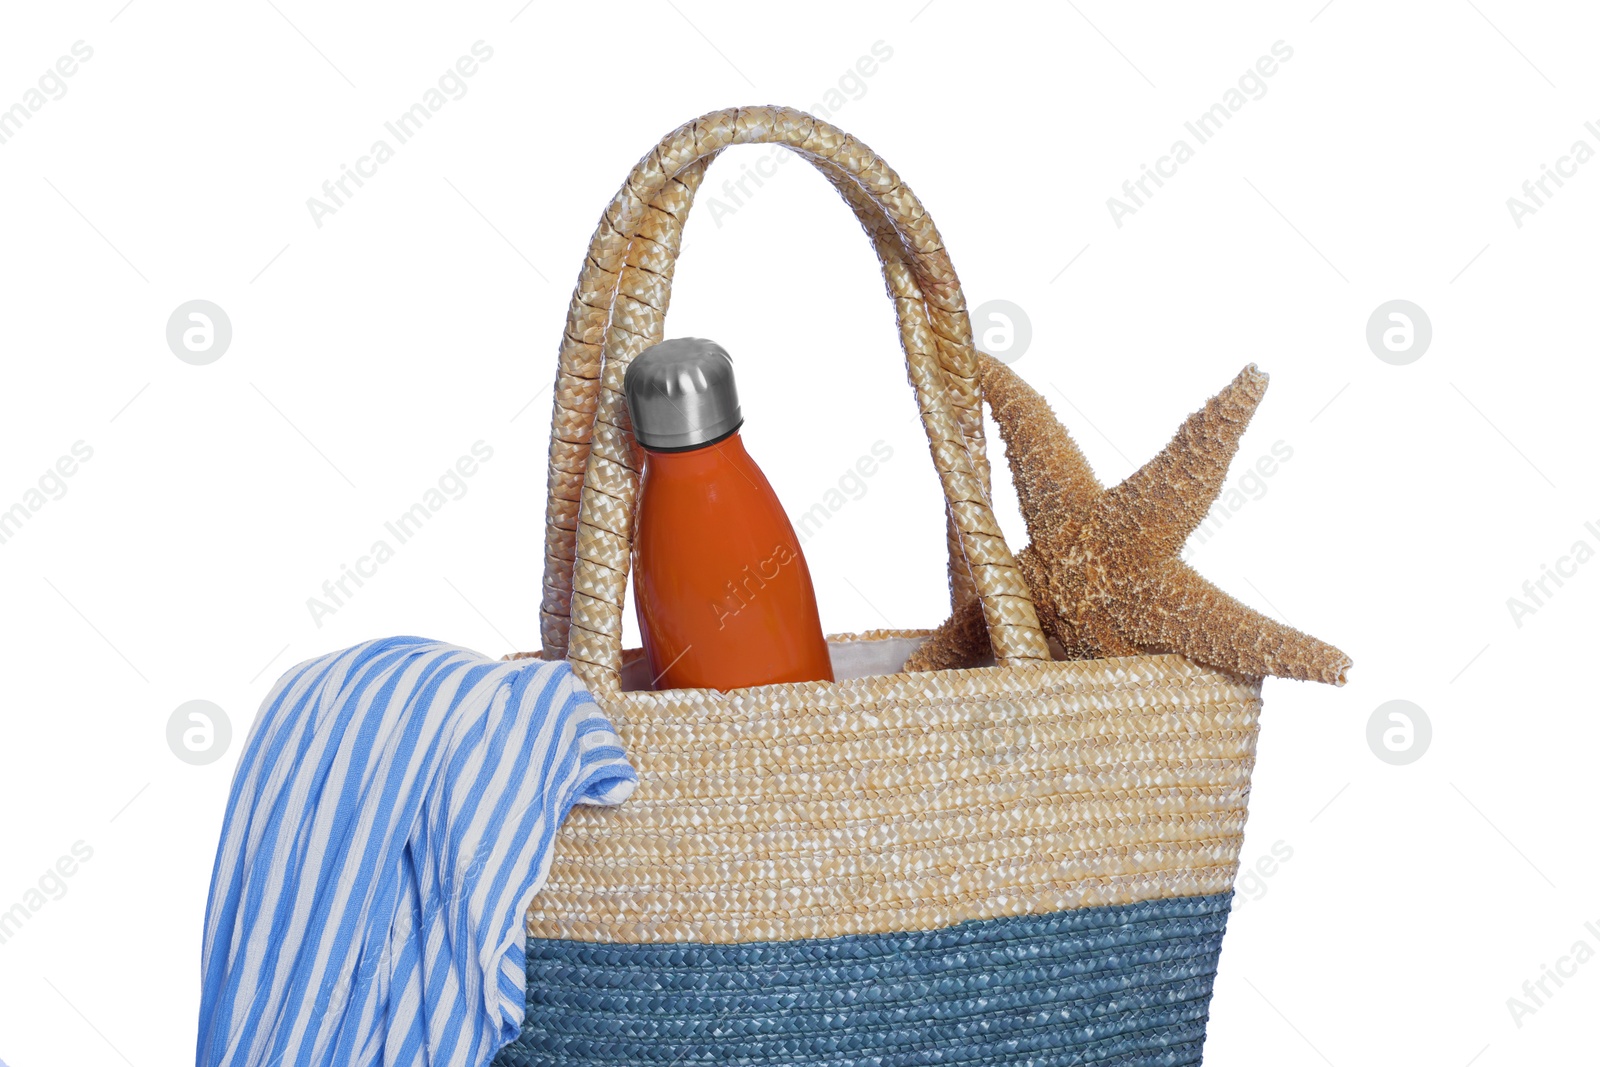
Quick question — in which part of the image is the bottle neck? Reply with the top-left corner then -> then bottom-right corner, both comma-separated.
641,430 -> 750,475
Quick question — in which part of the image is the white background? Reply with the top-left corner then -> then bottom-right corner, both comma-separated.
1,1 -> 1596,1064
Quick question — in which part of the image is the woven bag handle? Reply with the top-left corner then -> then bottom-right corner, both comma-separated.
539,110 -> 999,658
541,107 -> 1051,691
540,162 -> 992,662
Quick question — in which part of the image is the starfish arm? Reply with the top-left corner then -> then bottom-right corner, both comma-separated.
1096,364 -> 1268,562
1113,559 -> 1351,685
905,544 -> 1067,671
903,594 -> 987,672
978,354 -> 1102,554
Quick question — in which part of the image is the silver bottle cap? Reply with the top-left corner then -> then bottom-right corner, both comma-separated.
623,337 -> 744,451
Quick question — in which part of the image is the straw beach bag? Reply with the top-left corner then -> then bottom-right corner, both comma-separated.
494,107 -> 1262,1066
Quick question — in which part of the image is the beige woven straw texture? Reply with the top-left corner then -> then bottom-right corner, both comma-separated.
539,105 -> 1049,680
529,106 -> 1263,945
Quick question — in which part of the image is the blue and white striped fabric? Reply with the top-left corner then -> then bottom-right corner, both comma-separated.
195,636 -> 636,1067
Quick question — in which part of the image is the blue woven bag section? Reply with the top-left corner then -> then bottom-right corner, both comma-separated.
493,891 -> 1233,1066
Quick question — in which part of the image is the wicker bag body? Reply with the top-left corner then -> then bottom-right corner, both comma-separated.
495,107 -> 1262,1066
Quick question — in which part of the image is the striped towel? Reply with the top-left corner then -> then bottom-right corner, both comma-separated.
195,637 -> 635,1067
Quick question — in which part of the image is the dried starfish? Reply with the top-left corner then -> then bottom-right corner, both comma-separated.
907,354 -> 1351,685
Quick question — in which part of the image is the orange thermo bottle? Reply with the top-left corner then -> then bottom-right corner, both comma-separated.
624,338 -> 834,691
